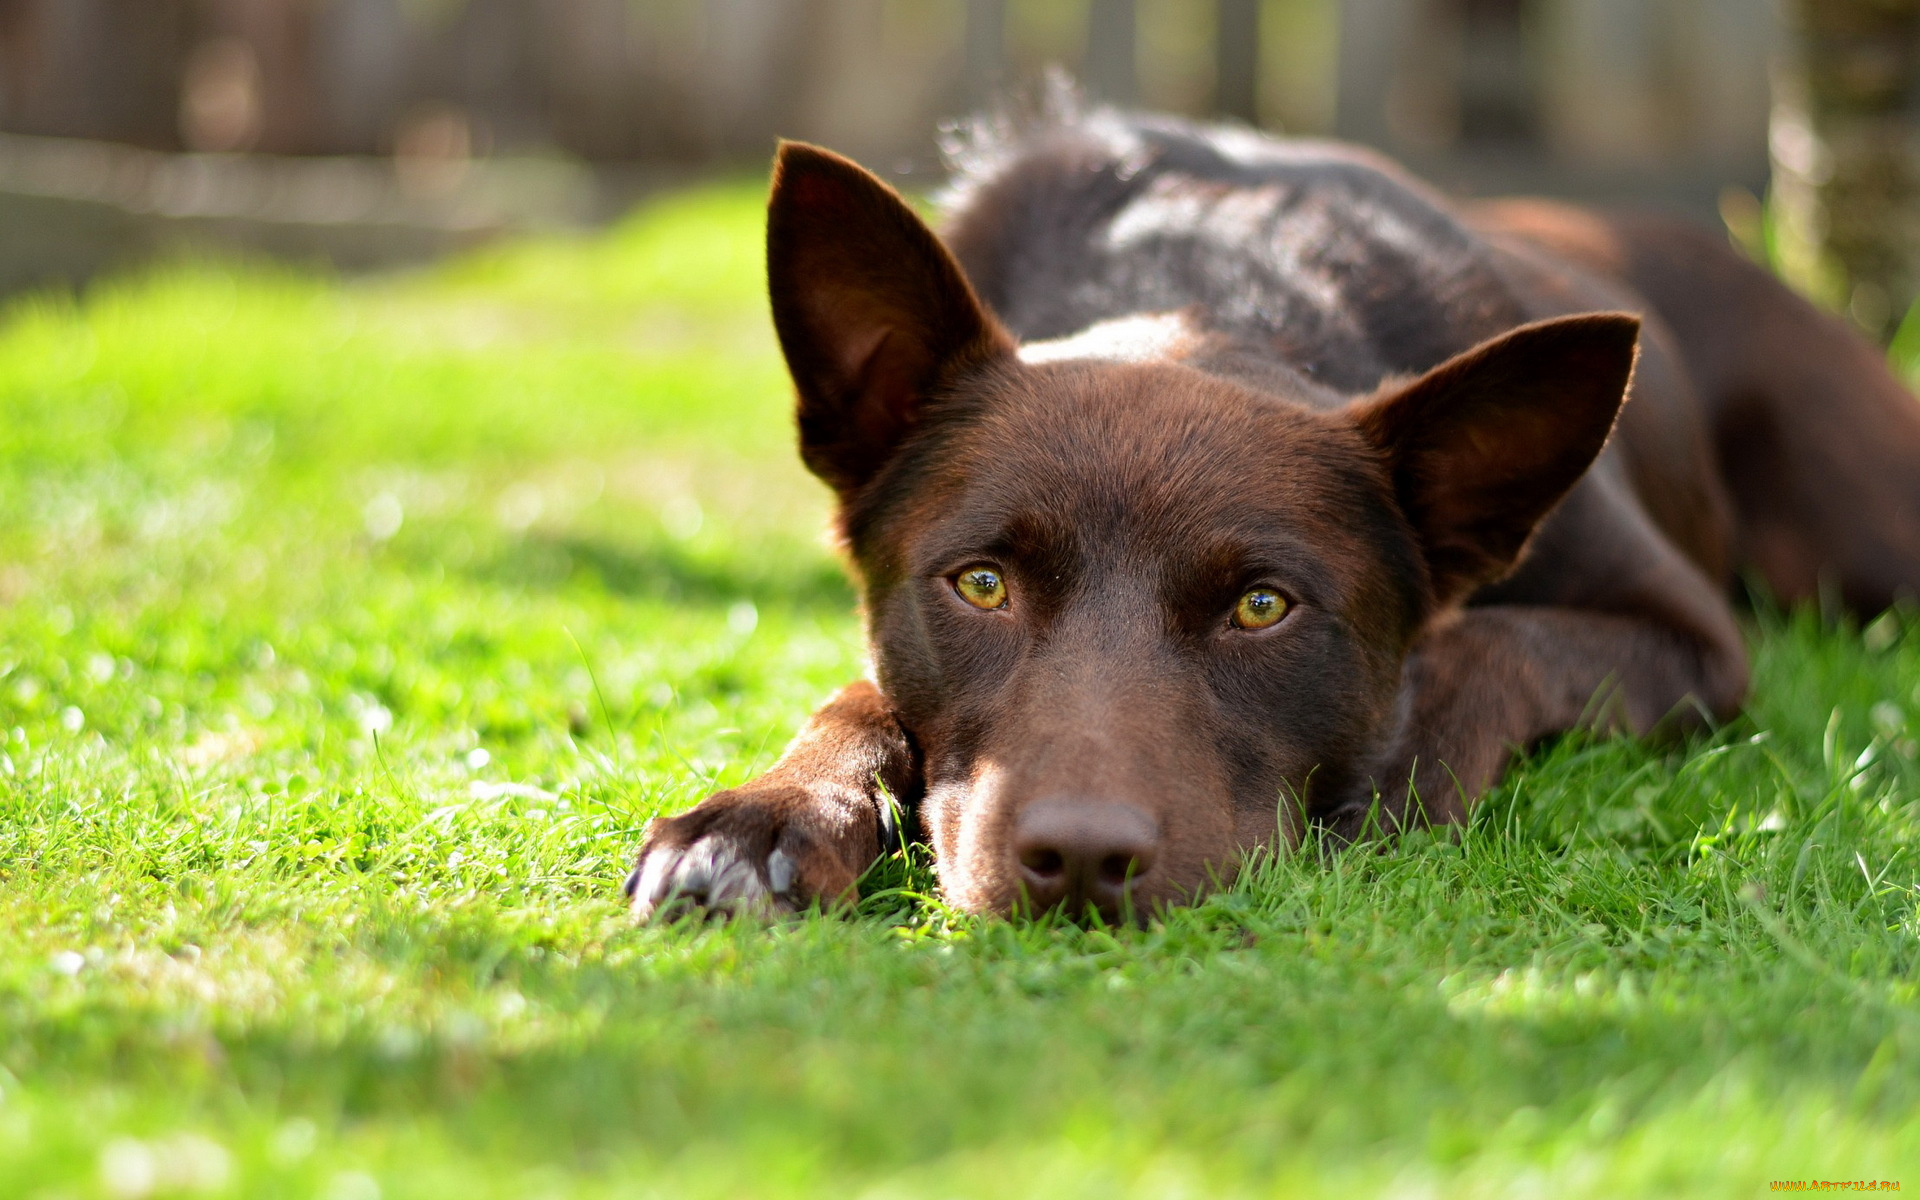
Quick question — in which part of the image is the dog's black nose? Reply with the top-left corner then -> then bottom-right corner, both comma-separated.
1013,801 -> 1159,919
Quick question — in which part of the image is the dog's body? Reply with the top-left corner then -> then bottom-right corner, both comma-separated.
627,108 -> 1920,921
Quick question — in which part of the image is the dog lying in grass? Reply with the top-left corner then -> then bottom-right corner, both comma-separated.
627,103 -> 1920,922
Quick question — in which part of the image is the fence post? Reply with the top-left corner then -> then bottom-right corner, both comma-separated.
965,0 -> 1005,108
1335,0 -> 1411,148
4,0 -> 191,148
1085,0 -> 1136,105
1215,0 -> 1260,124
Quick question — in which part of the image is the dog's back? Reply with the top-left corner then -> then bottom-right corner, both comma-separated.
941,108 -> 1530,396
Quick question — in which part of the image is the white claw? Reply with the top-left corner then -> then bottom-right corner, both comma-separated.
706,855 -> 761,905
766,848 -> 796,896
673,841 -> 720,896
629,852 -> 673,916
631,834 -> 807,921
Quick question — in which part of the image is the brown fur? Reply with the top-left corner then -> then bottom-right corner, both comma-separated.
627,111 -> 1920,922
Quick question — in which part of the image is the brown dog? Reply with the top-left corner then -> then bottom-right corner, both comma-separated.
626,106 -> 1920,922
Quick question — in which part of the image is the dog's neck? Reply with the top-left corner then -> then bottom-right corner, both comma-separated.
1016,311 -> 1200,366
1017,308 -> 1352,410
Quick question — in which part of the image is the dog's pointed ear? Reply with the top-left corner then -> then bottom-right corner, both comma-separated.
1350,312 -> 1639,608
767,142 -> 1014,498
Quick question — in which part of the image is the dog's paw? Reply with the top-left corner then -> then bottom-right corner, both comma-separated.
623,788 -> 863,922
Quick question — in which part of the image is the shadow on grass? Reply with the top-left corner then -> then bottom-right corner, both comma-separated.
456,530 -> 856,613
11,916 -> 1915,1179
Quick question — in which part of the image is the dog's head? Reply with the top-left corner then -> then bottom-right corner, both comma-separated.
767,143 -> 1637,919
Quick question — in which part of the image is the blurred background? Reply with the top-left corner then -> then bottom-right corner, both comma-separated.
0,0 -> 1914,340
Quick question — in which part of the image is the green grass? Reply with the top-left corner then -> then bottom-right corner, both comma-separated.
3,182 -> 1918,1199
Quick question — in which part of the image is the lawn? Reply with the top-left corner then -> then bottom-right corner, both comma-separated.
2,182 -> 1917,1199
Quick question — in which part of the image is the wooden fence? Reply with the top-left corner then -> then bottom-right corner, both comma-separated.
0,0 -> 1771,187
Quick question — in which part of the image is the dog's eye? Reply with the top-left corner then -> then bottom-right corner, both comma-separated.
1232,588 -> 1289,630
954,567 -> 1009,610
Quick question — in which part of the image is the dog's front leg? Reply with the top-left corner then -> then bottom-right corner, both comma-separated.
1337,604 -> 1748,836
625,680 -> 918,919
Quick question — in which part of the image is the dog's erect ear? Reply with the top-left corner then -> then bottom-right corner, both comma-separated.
767,142 -> 1014,497
1351,312 -> 1639,608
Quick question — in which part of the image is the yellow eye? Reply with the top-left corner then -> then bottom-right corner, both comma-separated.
954,567 -> 1009,610
1233,588 -> 1289,630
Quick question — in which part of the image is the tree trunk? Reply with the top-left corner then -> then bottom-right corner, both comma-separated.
1773,0 -> 1920,340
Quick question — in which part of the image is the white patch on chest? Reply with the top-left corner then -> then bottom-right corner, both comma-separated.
1016,311 -> 1198,366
